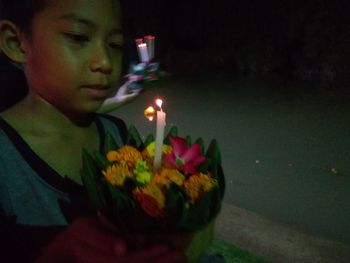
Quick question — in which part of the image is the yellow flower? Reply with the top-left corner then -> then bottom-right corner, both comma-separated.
102,163 -> 133,186
183,173 -> 216,203
153,168 -> 185,187
145,142 -> 172,158
106,145 -> 142,169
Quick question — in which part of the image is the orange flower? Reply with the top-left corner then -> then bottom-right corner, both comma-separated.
102,163 -> 133,186
106,146 -> 142,169
183,173 -> 216,203
153,168 -> 185,188
133,183 -> 165,218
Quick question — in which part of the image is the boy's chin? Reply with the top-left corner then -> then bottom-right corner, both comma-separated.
89,102 -> 105,113
77,101 -> 104,115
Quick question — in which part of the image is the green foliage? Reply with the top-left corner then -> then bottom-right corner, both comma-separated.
194,137 -> 205,154
164,183 -> 186,225
126,125 -> 144,149
94,151 -> 111,170
164,125 -> 178,144
104,132 -> 120,153
210,161 -> 225,200
185,135 -> 192,146
206,139 -> 222,165
81,149 -> 107,210
180,188 -> 215,231
144,134 -> 154,147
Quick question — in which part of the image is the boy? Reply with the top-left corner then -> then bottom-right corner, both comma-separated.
0,0 -> 187,261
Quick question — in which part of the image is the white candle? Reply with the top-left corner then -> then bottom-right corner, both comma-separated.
153,109 -> 166,170
137,43 -> 149,63
144,35 -> 155,61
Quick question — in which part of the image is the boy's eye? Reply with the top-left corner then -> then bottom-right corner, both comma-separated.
64,33 -> 89,43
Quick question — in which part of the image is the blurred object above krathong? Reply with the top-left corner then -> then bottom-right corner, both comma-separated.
126,35 -> 160,92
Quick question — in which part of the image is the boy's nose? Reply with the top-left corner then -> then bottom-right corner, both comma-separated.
89,47 -> 112,74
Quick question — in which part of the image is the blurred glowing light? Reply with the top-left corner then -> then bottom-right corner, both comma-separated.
144,106 -> 155,121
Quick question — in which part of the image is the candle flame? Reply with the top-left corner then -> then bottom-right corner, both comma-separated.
155,99 -> 163,110
144,106 -> 155,121
138,43 -> 147,48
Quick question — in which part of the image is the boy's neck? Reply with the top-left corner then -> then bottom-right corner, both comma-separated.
18,94 -> 95,131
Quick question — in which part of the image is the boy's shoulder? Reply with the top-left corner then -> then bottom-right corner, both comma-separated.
0,107 -> 30,139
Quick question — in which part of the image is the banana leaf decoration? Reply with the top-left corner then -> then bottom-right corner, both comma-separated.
81,125 -> 225,233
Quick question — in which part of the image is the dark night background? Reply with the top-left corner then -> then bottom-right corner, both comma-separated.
123,0 -> 350,97
113,0 -> 350,247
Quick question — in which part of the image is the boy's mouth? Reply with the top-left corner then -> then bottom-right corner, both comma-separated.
82,84 -> 111,99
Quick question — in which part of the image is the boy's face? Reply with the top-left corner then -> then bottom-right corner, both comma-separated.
22,0 -> 123,113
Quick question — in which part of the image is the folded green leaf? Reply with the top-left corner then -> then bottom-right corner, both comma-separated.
94,151 -> 111,170
180,190 -> 213,231
206,139 -> 221,165
208,186 -> 222,221
210,162 -> 225,200
105,181 -> 135,211
126,125 -> 144,149
164,126 -> 178,145
144,134 -> 154,146
194,138 -> 205,154
185,135 -> 192,146
104,132 -> 120,153
81,149 -> 104,210
164,183 -> 186,225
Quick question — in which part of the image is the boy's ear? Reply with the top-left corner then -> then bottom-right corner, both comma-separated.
0,20 -> 27,64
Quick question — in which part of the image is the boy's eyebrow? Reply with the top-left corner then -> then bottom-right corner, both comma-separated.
57,13 -> 122,34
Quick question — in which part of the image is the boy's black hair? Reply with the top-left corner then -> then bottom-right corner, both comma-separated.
0,0 -> 126,111
0,0 -> 47,34
0,0 -> 46,110
0,0 -> 125,34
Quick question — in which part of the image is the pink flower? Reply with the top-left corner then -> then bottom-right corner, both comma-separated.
165,136 -> 206,174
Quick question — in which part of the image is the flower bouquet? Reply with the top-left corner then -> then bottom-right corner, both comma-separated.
81,125 -> 225,234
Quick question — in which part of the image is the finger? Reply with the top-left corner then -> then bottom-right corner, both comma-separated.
116,82 -> 129,96
124,92 -> 139,99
